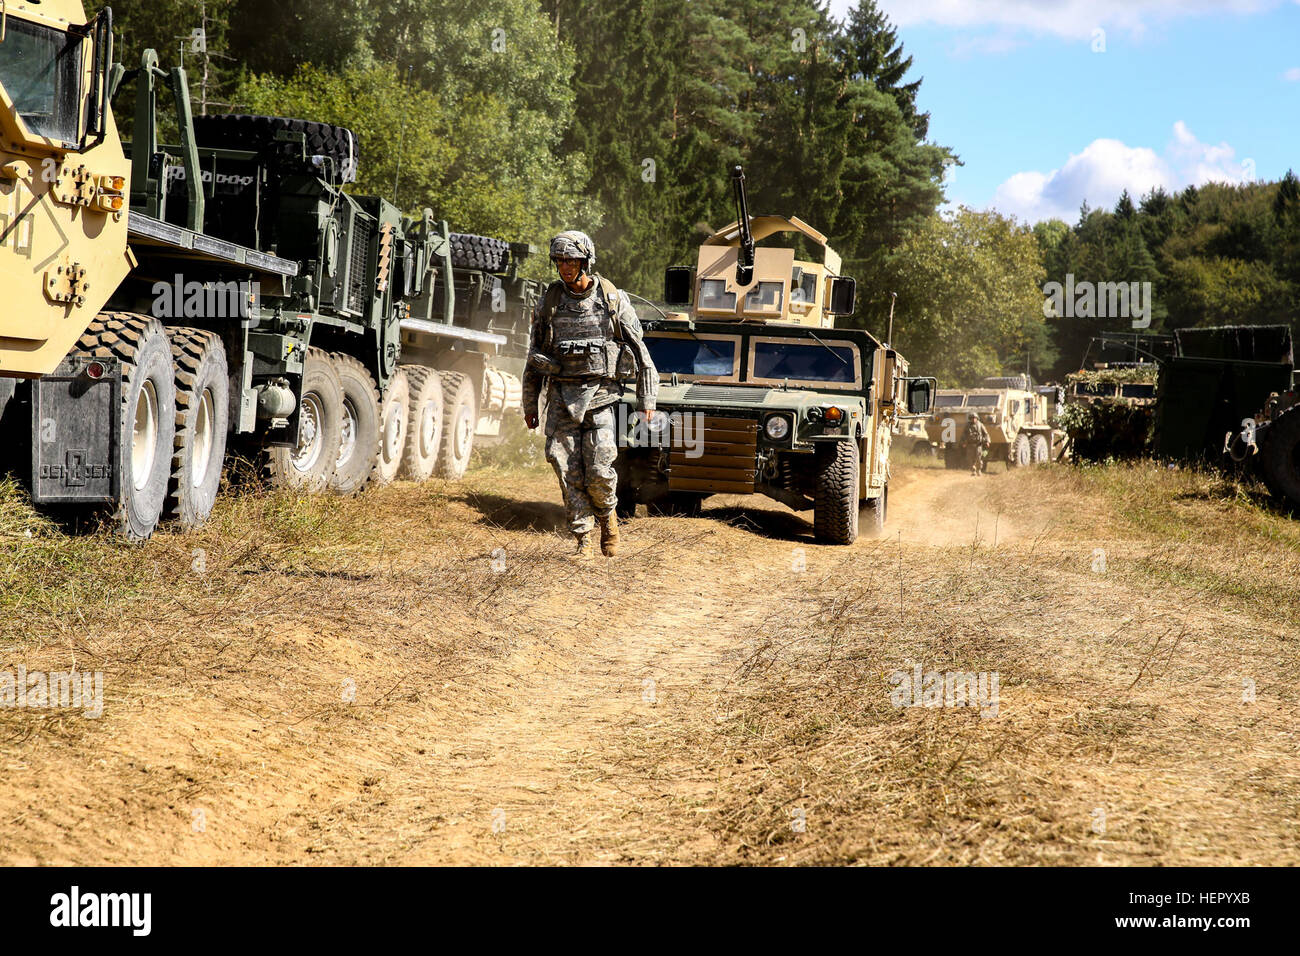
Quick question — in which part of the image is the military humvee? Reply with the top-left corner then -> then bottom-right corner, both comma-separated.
925,376 -> 1064,469
614,166 -> 932,545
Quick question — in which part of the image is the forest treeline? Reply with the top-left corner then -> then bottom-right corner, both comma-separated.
88,0 -> 1297,383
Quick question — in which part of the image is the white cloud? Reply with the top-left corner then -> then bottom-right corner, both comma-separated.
1284,66 -> 1300,81
990,122 -> 1253,222
826,0 -> 1281,42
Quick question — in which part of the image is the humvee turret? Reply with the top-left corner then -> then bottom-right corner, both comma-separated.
614,166 -> 932,544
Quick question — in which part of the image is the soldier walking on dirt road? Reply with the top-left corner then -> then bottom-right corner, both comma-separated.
522,231 -> 659,559
962,411 -> 990,476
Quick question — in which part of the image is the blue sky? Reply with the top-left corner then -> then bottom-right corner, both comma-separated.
826,0 -> 1300,224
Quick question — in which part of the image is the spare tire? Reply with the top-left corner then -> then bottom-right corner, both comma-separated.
1259,406 -> 1300,509
450,233 -> 509,272
192,114 -> 359,184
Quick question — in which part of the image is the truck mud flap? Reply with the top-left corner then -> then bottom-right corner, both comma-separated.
30,356 -> 122,505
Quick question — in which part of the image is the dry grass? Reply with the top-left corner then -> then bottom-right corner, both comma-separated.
0,458 -> 1296,865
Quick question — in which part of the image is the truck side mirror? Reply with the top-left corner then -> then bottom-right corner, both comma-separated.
826,276 -> 856,315
664,267 -> 693,306
906,378 -> 934,415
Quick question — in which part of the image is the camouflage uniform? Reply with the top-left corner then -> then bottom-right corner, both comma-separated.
523,236 -> 658,538
962,414 -> 990,475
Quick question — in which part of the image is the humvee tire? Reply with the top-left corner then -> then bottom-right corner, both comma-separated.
1030,434 -> 1050,464
1010,433 -> 1032,468
1260,406 -> 1300,508
449,233 -> 509,273
861,483 -> 887,536
399,365 -> 443,481
371,367 -> 409,486
266,347 -> 343,493
911,440 -> 936,459
647,493 -> 704,517
813,440 -> 859,544
77,314 -> 177,540
438,371 -> 477,479
165,328 -> 229,529
328,354 -> 382,495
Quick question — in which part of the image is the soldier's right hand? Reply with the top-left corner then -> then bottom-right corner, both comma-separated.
524,411 -> 539,430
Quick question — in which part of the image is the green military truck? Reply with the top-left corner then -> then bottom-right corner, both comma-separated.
614,167 -> 932,544
0,4 -> 542,538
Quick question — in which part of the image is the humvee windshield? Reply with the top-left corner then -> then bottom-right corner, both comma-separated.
751,340 -> 856,384
0,18 -> 83,144
645,335 -> 738,377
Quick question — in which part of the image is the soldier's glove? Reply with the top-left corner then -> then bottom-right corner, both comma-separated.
527,349 -> 562,376
524,411 -> 539,430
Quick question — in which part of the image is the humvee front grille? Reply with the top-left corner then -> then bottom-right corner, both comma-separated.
668,415 -> 757,495
683,384 -> 768,404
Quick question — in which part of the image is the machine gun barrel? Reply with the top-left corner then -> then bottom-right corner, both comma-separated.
731,164 -> 755,286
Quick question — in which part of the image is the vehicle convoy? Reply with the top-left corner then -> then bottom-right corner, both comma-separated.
613,166 -> 933,545
925,376 -> 1065,469
0,3 -> 541,538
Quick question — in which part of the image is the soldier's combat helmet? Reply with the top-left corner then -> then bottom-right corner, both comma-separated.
549,230 -> 596,271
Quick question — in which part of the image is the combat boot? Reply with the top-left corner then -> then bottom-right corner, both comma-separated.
572,531 -> 594,560
598,514 -> 620,557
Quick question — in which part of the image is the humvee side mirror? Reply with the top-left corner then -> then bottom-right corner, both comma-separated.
826,276 -> 857,315
664,267 -> 693,306
906,378 -> 934,415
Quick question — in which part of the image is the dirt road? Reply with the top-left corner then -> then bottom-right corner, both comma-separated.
1,461 -> 1296,864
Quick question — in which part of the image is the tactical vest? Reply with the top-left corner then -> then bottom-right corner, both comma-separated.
541,277 -> 635,381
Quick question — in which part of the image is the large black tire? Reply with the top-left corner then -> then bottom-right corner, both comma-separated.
399,365 -> 443,481
449,233 -> 509,272
328,354 -> 382,495
1010,433 -> 1031,468
647,493 -> 705,517
266,347 -> 343,492
438,371 -> 477,479
1030,433 -> 1050,464
910,440 -> 936,459
813,440 -> 860,545
371,367 -> 409,486
943,443 -> 962,469
1259,406 -> 1300,508
165,328 -> 229,529
192,114 -> 359,184
861,483 -> 887,536
76,314 -> 177,541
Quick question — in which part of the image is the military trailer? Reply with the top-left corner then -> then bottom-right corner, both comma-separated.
613,166 -> 932,545
0,3 -> 541,538
925,377 -> 1063,469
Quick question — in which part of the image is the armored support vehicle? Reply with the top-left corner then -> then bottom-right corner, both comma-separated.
925,377 -> 1064,469
0,3 -> 542,538
614,166 -> 932,544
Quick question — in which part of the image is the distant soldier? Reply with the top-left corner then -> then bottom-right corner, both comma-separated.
962,411 -> 990,476
522,231 -> 659,559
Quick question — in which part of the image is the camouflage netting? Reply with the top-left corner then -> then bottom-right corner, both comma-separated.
1058,397 -> 1155,461
1065,366 -> 1159,388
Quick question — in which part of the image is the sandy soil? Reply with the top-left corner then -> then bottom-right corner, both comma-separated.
0,461 -> 1296,865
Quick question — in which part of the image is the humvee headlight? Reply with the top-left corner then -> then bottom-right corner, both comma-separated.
764,415 -> 790,440
824,406 -> 845,425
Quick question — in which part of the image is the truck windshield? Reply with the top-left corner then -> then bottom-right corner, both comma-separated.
751,340 -> 857,384
0,18 -> 83,144
934,394 -> 966,408
1121,384 -> 1155,398
646,335 -> 738,377
966,394 -> 999,406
